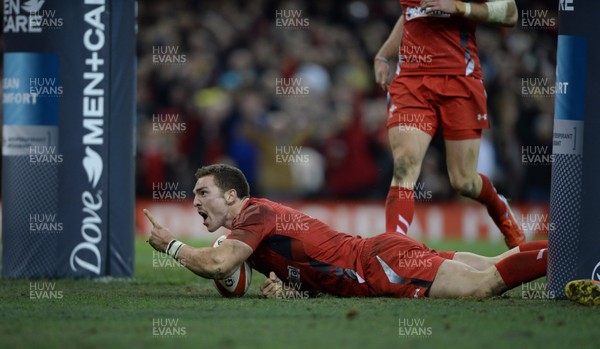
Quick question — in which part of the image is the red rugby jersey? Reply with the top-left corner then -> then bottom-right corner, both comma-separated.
397,0 -> 484,78
226,198 -> 369,297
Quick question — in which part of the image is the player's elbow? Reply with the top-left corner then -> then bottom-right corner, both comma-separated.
184,250 -> 234,279
208,257 -> 238,280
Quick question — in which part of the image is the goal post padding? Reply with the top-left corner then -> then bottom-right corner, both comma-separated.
2,0 -> 135,278
548,1 -> 600,298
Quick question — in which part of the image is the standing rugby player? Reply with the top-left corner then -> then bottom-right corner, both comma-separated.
374,0 -> 525,247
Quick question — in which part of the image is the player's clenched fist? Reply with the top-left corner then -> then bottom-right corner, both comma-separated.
374,59 -> 390,91
260,271 -> 283,298
143,209 -> 175,253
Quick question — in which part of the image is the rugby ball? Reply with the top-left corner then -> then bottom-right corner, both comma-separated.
212,235 -> 252,297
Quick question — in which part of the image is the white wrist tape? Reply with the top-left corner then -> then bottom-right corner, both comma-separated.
166,239 -> 186,258
486,1 -> 508,23
375,55 -> 389,63
464,3 -> 472,17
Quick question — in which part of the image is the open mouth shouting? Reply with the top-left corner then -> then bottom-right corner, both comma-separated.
198,210 -> 208,225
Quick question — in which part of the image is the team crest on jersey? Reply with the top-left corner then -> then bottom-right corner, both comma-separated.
405,6 -> 451,21
287,265 -> 300,284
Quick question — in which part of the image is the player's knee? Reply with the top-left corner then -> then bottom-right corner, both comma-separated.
449,174 -> 477,197
393,154 -> 419,182
469,270 -> 503,298
470,283 -> 495,298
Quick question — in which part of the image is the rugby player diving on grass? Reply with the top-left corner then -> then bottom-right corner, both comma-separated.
144,163 -> 557,299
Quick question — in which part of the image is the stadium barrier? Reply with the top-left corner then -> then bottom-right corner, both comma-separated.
135,199 -> 550,242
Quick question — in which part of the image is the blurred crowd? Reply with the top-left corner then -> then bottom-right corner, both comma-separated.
137,0 -> 557,202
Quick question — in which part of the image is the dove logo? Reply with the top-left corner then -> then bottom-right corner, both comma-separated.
4,0 -> 46,33
70,190 -> 103,275
72,0 -> 107,275
83,147 -> 102,188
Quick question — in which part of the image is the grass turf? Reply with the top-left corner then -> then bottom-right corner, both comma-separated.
0,238 -> 596,349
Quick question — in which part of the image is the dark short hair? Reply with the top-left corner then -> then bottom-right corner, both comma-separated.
195,164 -> 250,198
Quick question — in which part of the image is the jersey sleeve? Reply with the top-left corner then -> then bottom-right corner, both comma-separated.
227,203 -> 275,250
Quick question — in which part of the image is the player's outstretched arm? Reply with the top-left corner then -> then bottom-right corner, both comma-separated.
144,209 -> 253,280
176,239 -> 253,280
421,0 -> 518,27
374,15 -> 404,91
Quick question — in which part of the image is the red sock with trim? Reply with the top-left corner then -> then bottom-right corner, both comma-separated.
385,186 -> 414,234
476,174 -> 506,224
518,240 -> 548,252
495,249 -> 547,289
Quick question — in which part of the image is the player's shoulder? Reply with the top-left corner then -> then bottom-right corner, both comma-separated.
246,197 -> 280,214
233,197 -> 278,226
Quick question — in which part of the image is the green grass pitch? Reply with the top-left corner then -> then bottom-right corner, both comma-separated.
0,238 -> 596,349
